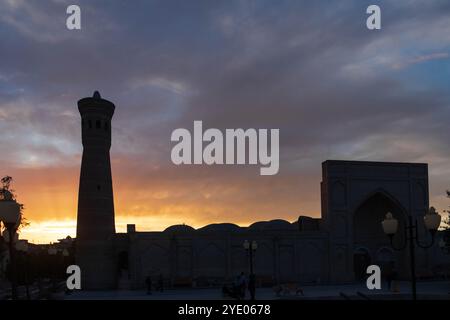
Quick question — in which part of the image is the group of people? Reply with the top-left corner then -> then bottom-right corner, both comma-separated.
222,272 -> 256,300
145,272 -> 257,299
145,274 -> 164,295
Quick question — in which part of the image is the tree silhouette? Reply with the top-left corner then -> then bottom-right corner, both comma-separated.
445,190 -> 450,229
443,190 -> 450,251
0,176 -> 29,232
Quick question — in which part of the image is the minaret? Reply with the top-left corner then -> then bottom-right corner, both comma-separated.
76,91 -> 117,289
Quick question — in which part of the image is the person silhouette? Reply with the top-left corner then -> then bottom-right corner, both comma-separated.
386,261 -> 398,291
158,273 -> 164,292
145,275 -> 152,295
238,272 -> 247,299
248,273 -> 256,300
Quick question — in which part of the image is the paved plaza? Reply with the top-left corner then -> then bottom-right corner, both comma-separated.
64,281 -> 450,300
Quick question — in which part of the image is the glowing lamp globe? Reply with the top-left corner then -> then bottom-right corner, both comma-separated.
0,200 -> 21,226
382,212 -> 398,235
424,207 -> 441,231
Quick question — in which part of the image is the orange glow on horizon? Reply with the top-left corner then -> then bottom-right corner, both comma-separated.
8,160 -> 449,244
19,214 -> 304,244
7,161 -> 324,244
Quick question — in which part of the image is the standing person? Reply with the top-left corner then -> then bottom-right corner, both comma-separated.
248,273 -> 256,300
145,275 -> 152,295
232,274 -> 241,299
158,273 -> 164,292
239,272 -> 247,300
391,265 -> 399,293
386,262 -> 394,291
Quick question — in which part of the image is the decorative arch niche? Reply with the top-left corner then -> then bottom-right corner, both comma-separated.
353,190 -> 407,245
331,180 -> 346,207
352,190 -> 408,280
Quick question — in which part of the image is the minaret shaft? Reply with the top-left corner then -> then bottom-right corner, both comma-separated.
75,91 -> 117,290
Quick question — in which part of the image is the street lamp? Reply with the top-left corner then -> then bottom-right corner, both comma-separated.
62,249 -> 69,273
16,240 -> 30,299
48,246 -> 58,292
243,240 -> 257,275
0,194 -> 21,300
381,208 -> 441,300
243,240 -> 258,300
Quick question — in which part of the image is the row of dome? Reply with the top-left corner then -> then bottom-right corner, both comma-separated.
163,219 -> 298,233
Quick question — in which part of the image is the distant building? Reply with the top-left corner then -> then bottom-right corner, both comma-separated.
75,93 -> 450,290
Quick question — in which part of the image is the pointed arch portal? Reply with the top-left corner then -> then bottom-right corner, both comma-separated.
353,191 -> 407,280
321,160 -> 429,283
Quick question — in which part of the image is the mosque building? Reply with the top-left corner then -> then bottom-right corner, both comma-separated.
75,92 -> 449,290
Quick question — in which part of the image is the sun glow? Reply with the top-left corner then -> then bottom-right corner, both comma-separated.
18,212 -> 283,244
19,219 -> 76,244
18,215 -> 218,244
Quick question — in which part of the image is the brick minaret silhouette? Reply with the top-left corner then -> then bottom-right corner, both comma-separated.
76,91 -> 117,289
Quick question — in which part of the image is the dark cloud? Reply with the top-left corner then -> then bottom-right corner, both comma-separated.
1,0 -> 450,234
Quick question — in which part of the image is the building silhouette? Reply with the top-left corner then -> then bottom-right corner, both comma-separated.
75,93 -> 449,290
76,91 -> 116,289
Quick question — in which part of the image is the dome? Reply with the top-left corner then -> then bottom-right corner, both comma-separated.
297,216 -> 320,231
249,219 -> 294,231
199,223 -> 241,232
263,219 -> 294,230
248,221 -> 269,231
163,224 -> 195,233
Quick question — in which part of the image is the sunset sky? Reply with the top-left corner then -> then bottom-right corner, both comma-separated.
1,0 -> 450,243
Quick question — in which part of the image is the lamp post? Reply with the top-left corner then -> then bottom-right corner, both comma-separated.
381,208 -> 441,300
48,247 -> 58,292
0,192 -> 21,300
16,241 -> 30,300
62,249 -> 69,273
244,240 -> 258,300
438,222 -> 450,254
243,240 -> 258,275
